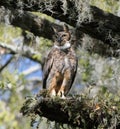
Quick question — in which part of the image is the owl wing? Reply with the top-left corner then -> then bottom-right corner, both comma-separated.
71,57 -> 78,85
65,57 -> 78,95
42,50 -> 54,89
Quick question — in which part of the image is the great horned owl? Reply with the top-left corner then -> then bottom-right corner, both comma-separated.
43,24 -> 78,98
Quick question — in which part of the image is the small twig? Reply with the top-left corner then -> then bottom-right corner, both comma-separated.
0,55 -> 14,72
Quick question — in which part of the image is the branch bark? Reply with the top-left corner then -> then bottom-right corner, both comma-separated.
20,95 -> 96,128
20,91 -> 120,129
0,42 -> 42,63
1,0 -> 120,48
0,7 -> 56,40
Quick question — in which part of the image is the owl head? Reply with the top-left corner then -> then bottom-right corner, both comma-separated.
53,24 -> 71,50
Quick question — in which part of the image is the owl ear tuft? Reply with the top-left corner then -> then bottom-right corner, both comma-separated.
63,24 -> 69,32
52,26 -> 58,34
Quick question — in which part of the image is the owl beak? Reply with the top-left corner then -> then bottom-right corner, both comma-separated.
57,37 -> 62,43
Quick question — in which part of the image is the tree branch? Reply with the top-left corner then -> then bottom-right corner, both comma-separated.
20,94 -> 95,128
0,1 -> 120,57
0,7 -> 55,40
20,90 -> 120,129
21,65 -> 41,76
1,0 -> 120,48
0,7 -> 119,57
0,55 -> 14,72
0,42 -> 42,63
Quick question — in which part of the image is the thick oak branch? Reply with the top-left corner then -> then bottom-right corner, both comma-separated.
20,95 -> 96,128
0,8 -> 119,57
11,12 -> 55,40
20,91 -> 120,129
0,7 -> 63,40
1,0 -> 120,48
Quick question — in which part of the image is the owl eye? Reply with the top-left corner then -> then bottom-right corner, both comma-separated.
62,34 -> 66,37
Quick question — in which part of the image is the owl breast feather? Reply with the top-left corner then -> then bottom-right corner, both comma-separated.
53,49 -> 75,73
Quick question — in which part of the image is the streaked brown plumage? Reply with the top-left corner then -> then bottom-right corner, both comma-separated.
43,24 -> 77,98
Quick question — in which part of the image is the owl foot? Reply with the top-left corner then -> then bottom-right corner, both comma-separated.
61,95 -> 66,99
57,91 -> 66,99
50,89 -> 56,97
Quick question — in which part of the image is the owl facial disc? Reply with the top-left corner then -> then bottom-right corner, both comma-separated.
54,41 -> 71,50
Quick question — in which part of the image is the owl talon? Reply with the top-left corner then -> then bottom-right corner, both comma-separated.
61,95 -> 66,99
50,89 -> 56,97
57,91 -> 62,97
57,91 -> 66,99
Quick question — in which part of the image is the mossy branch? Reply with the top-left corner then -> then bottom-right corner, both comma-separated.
20,89 -> 120,129
1,0 -> 120,48
1,1 -> 120,57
